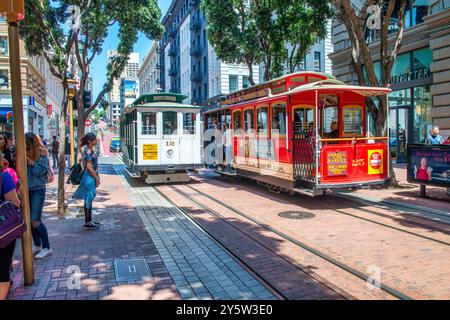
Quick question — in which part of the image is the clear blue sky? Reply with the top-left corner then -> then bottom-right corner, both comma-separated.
90,0 -> 171,100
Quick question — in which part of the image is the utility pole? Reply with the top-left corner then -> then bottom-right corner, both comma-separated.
0,0 -> 34,286
68,79 -> 78,167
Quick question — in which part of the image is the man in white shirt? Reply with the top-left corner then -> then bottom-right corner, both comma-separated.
222,123 -> 232,173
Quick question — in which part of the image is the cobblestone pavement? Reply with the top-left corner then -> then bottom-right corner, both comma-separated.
176,172 -> 450,300
8,156 -> 276,300
9,157 -> 180,300
120,172 -> 277,300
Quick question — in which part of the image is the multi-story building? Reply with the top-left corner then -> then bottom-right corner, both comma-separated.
138,42 -> 161,95
107,50 -> 140,125
330,0 -> 450,162
120,78 -> 139,112
43,55 -> 64,138
159,0 -> 260,106
0,20 -> 49,137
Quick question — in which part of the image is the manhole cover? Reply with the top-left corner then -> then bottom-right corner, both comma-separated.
114,259 -> 151,282
278,211 -> 315,220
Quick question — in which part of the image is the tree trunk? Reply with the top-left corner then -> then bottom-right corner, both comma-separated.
246,60 -> 255,86
77,109 -> 85,160
57,99 -> 68,216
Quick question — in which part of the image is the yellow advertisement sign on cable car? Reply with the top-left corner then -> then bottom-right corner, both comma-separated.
368,149 -> 383,175
143,144 -> 158,160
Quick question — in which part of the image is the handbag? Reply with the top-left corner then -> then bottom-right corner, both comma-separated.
67,163 -> 85,185
0,173 -> 26,248
47,164 -> 55,183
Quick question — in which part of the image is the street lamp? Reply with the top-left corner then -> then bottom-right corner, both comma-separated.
68,79 -> 78,168
0,0 -> 34,286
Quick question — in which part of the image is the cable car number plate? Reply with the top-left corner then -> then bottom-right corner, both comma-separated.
143,144 -> 158,160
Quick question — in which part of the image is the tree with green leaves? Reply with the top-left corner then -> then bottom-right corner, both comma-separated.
20,0 -> 163,214
202,0 -> 261,85
278,0 -> 333,74
333,0 -> 408,186
203,0 -> 333,84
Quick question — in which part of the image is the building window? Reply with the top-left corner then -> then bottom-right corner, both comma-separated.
229,75 -> 238,93
183,113 -> 196,135
0,70 -> 8,89
413,85 -> 432,144
141,112 -> 157,135
243,76 -> 250,89
0,36 -> 8,55
314,51 -> 321,72
163,111 -> 178,135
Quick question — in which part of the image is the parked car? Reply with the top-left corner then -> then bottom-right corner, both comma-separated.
110,137 -> 122,152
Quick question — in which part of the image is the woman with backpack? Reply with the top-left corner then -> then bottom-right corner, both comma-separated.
0,151 -> 21,300
73,133 -> 101,230
26,132 -> 52,259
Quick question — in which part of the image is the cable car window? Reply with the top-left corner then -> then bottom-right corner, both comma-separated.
320,94 -> 338,136
233,110 -> 242,130
343,106 -> 363,135
244,109 -> 254,133
271,104 -> 286,135
163,111 -> 178,135
257,107 -> 268,134
141,112 -> 157,135
293,107 -> 314,130
183,113 -> 196,135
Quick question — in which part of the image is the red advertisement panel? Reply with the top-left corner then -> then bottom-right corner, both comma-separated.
320,142 -> 388,185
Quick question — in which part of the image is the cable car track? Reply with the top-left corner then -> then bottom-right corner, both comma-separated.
161,184 -> 414,300
197,173 -> 450,246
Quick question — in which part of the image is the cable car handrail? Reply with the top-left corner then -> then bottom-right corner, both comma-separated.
318,137 -> 388,142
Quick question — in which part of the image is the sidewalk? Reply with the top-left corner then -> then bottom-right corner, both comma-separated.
9,161 -> 180,300
336,165 -> 450,214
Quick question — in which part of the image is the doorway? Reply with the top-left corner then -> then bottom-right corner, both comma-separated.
389,106 -> 410,163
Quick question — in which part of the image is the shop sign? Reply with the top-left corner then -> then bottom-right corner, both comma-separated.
390,67 -> 431,84
47,104 -> 52,116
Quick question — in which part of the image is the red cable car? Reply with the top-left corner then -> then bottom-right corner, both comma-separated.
203,72 -> 391,196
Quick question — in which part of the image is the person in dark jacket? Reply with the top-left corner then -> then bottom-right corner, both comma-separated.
64,135 -> 71,169
26,132 -> 52,259
51,136 -> 59,168
0,151 -> 21,300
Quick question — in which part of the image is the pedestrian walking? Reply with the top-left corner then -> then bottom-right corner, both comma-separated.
425,126 -> 444,144
222,123 -> 232,173
0,132 -> 14,170
64,135 -> 71,169
73,133 -> 101,230
0,151 -> 21,300
26,132 -> 52,259
51,136 -> 59,168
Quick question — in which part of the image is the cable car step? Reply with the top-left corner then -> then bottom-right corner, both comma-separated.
214,169 -> 238,176
124,167 -> 141,178
293,187 -> 326,197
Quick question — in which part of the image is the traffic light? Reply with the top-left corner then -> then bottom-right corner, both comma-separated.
6,111 -> 13,125
84,90 -> 92,109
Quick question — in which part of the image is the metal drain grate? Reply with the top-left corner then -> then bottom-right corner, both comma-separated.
278,211 -> 315,220
153,209 -> 175,217
114,259 -> 151,282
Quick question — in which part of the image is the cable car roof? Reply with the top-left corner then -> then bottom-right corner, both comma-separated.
124,92 -> 203,113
